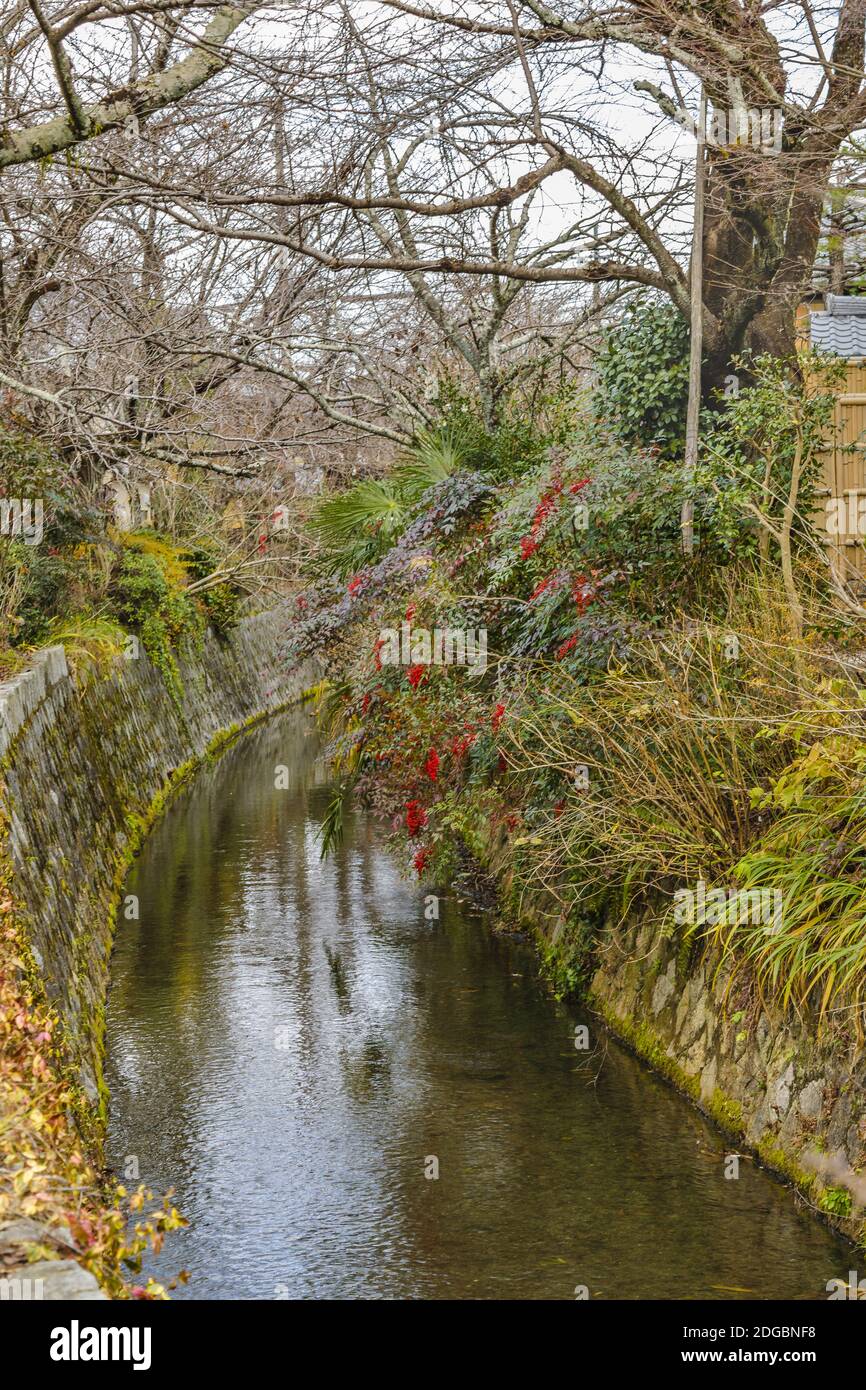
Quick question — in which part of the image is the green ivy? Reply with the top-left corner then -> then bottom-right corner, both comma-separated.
594,297 -> 690,461
113,547 -> 204,706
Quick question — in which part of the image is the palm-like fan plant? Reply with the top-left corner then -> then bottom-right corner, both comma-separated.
309,479 -> 405,578
309,428 -> 464,579
393,426 -> 463,503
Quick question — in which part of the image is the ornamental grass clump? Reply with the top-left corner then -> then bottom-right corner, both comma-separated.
716,719 -> 866,1031
502,570 -> 816,922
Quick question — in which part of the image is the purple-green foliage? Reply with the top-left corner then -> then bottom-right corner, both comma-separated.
284,471 -> 492,665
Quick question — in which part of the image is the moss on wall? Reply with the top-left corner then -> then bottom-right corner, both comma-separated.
463,814 -> 866,1249
0,614 -> 317,1297
2,613 -> 316,1102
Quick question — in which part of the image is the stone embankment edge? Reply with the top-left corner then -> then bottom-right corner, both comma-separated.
0,613 -> 318,1299
475,819 -> 866,1258
586,921 -> 866,1253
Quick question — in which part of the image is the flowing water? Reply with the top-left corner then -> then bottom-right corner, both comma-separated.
105,709 -> 851,1300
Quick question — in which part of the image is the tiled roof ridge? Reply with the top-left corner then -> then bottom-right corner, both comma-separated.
826,294 -> 866,315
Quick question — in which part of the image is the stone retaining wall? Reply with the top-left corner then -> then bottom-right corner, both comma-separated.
589,915 -> 866,1243
1,610 -> 313,1101
0,609 -> 314,1298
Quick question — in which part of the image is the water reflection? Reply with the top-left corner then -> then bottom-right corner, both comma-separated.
105,709 -> 851,1300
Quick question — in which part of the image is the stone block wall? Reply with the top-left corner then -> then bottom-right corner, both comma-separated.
0,610 -> 313,1101
590,915 -> 866,1239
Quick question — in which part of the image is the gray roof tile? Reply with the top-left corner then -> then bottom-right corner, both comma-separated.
810,311 -> 866,357
827,294 -> 866,315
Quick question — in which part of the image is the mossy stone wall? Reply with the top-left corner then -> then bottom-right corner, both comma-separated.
1,611 -> 313,1101
589,917 -> 866,1242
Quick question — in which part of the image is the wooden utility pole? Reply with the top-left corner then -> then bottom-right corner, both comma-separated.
681,87 -> 707,556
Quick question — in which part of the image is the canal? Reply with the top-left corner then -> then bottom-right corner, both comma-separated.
105,709 -> 851,1299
